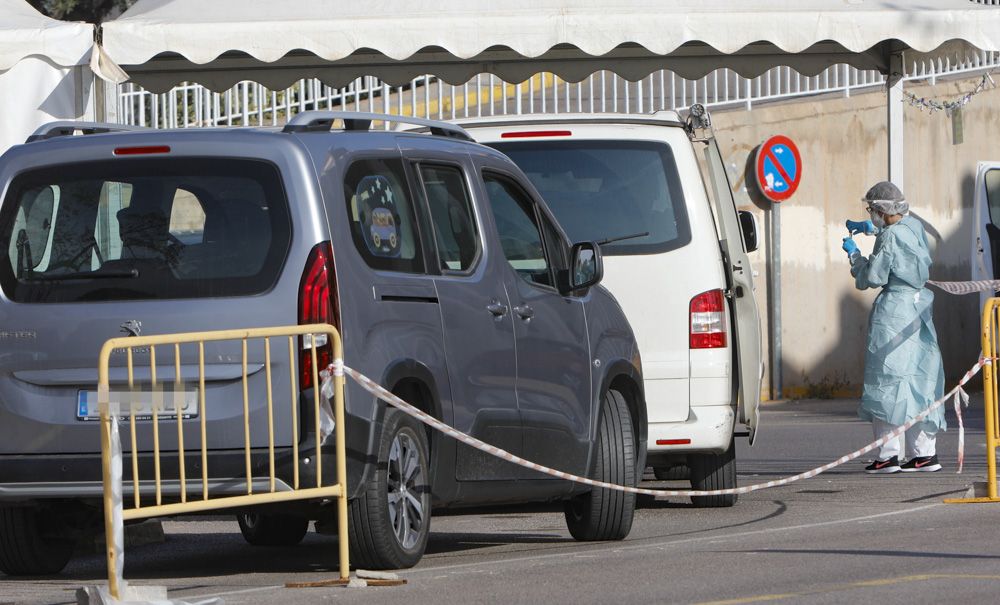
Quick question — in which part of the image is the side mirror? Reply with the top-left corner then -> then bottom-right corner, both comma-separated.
738,210 -> 759,253
564,241 -> 603,294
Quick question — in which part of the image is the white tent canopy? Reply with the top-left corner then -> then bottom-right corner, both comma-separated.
100,0 -> 1000,93
0,0 -> 95,154
0,0 -> 92,70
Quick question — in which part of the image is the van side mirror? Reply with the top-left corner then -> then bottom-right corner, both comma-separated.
738,210 -> 759,253
563,241 -> 603,294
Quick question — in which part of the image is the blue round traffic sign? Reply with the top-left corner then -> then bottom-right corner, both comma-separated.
754,135 -> 802,203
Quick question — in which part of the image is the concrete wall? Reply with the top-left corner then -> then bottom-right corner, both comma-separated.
709,76 -> 1000,399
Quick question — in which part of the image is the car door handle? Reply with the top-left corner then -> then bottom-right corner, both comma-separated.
513,304 -> 534,320
486,300 -> 509,317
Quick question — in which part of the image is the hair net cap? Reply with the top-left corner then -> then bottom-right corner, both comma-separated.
862,181 -> 909,215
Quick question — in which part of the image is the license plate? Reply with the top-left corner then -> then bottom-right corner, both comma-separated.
76,390 -> 199,422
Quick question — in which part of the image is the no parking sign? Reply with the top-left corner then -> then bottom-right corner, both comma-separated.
754,135 -> 802,203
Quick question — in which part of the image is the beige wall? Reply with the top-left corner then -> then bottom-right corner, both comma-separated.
709,77 -> 1000,399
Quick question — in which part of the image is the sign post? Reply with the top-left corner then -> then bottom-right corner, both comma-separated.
753,135 -> 802,401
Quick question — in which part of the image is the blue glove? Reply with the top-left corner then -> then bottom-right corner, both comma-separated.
846,219 -> 876,236
842,237 -> 859,260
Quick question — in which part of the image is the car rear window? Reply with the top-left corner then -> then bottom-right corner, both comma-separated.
0,158 -> 291,303
489,140 -> 691,255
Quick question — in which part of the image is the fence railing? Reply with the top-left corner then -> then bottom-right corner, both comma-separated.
97,324 -> 348,599
116,51 -> 1000,128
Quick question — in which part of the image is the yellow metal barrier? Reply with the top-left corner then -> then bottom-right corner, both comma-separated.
946,298 -> 1000,503
98,324 -> 348,598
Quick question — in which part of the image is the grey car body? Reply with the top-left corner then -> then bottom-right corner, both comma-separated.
0,113 -> 646,573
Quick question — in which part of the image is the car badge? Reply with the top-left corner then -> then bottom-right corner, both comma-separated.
120,320 -> 142,337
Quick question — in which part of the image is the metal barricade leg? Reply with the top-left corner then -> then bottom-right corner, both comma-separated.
99,397 -> 121,600
986,303 -> 999,499
334,339 -> 350,580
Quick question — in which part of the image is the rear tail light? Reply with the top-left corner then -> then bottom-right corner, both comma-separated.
690,289 -> 727,349
298,242 -> 340,389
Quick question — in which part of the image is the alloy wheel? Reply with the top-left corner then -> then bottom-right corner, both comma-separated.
387,431 -> 425,550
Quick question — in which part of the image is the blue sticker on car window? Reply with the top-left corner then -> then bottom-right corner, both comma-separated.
356,175 -> 401,258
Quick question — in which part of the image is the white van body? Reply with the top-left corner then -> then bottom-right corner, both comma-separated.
971,161 -> 1000,309
460,113 -> 763,506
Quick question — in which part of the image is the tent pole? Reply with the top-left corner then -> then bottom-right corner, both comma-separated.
94,77 -> 119,125
887,52 -> 905,188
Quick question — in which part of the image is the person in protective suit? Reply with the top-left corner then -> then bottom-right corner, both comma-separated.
841,181 -> 945,474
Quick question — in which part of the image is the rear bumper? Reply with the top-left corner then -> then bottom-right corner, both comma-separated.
646,405 -> 734,459
0,447 -> 342,503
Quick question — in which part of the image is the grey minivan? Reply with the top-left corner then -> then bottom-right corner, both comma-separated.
0,113 -> 646,575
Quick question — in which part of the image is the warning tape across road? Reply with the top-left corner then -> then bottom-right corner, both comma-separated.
326,356 -> 989,498
928,280 -> 1000,296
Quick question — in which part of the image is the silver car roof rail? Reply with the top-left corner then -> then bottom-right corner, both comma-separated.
282,111 -> 473,142
26,121 -> 148,143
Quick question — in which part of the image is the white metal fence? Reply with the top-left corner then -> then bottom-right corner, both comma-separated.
116,51 -> 1000,129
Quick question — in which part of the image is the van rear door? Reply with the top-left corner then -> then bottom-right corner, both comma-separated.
972,161 -> 1000,309
701,134 -> 764,444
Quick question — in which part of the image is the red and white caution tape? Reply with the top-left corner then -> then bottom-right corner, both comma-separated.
928,280 -> 1000,295
954,387 -> 971,474
331,356 -> 989,497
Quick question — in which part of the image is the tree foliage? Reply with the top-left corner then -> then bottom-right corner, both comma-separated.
28,0 -> 136,23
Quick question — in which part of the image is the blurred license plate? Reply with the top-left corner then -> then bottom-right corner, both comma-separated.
76,390 -> 199,422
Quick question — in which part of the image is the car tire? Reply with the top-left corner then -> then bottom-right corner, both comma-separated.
348,408 -> 431,570
688,438 -> 737,507
564,389 -> 636,541
237,512 -> 309,546
653,464 -> 690,481
0,506 -> 75,576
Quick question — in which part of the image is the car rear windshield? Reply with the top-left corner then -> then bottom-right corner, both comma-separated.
0,158 -> 291,303
489,140 -> 691,255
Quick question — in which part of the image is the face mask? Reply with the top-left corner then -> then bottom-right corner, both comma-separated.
868,208 -> 886,229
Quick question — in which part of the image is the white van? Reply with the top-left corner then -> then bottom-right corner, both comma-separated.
461,108 -> 763,506
971,162 -> 1000,305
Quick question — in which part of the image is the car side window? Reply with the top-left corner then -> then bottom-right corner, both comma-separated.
344,158 -> 425,274
418,164 -> 479,272
483,173 -> 553,288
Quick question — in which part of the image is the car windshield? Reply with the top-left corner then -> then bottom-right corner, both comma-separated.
0,157 -> 291,303
489,140 -> 691,255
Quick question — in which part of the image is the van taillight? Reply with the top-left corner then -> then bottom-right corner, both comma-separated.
690,289 -> 727,349
298,242 -> 340,388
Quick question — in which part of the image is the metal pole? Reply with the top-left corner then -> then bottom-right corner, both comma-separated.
333,333 -> 350,580
887,52 -> 905,187
769,202 -> 782,399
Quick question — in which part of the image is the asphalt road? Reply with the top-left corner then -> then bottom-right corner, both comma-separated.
3,396 -> 999,605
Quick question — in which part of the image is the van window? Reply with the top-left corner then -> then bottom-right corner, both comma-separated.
489,140 -> 692,256
484,174 -> 553,288
344,158 -> 424,274
986,169 -> 1000,227
418,164 -> 479,272
0,158 -> 291,303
